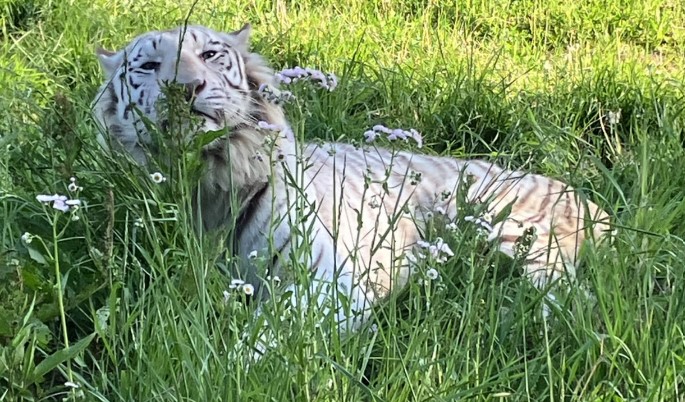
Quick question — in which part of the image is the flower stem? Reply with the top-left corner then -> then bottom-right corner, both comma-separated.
52,214 -> 75,389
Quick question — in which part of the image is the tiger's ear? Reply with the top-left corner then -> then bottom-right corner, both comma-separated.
229,23 -> 252,52
95,47 -> 123,78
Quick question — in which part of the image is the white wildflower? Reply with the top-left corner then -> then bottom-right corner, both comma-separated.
363,130 -> 379,143
266,275 -> 281,284
36,194 -> 60,203
52,198 -> 70,212
64,381 -> 80,389
433,237 -> 454,256
229,278 -> 245,290
607,110 -> 621,125
418,237 -> 454,264
248,250 -> 258,260
258,83 -> 295,103
372,125 -> 392,134
256,120 -> 295,142
363,125 -> 423,148
223,290 -> 231,303
150,172 -> 166,184
36,194 -> 80,213
67,177 -> 83,192
435,206 -> 446,215
276,66 -> 338,91
388,129 -> 407,141
370,323 -> 378,333
426,268 -> 439,280
21,232 -> 33,244
416,240 -> 431,249
133,218 -> 144,228
326,73 -> 338,91
243,283 -> 255,296
446,222 -> 458,231
257,120 -> 281,131
464,215 -> 494,233
437,243 -> 454,256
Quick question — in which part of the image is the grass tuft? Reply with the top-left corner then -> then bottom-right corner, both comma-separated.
1,0 -> 685,400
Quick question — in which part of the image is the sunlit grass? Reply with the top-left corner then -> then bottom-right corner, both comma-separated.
1,0 -> 684,400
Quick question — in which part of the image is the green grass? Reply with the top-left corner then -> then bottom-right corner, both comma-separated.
2,0 -> 685,400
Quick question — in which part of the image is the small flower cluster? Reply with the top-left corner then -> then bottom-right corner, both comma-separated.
463,213 -> 494,234
21,232 -> 34,244
150,172 -> 166,184
256,120 -> 294,142
363,125 -> 423,148
415,237 -> 455,263
606,109 -> 621,125
67,177 -> 82,192
36,194 -> 81,213
276,66 -> 338,91
258,83 -> 295,104
224,278 -> 255,301
426,268 -> 439,280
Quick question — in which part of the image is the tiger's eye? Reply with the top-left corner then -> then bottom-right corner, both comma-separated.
201,50 -> 217,60
139,61 -> 160,70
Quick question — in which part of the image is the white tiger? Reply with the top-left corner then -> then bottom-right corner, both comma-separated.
92,24 -> 610,355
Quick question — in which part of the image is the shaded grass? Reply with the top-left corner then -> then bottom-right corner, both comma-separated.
1,0 -> 685,400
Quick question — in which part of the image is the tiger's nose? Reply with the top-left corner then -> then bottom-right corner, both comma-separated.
183,79 -> 206,101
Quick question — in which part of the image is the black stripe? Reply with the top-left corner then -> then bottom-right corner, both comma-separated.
235,181 -> 269,230
270,234 -> 292,275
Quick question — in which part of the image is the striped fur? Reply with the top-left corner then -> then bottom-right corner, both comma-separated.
93,25 -> 610,337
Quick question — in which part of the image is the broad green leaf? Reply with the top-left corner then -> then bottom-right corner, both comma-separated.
32,332 -> 96,381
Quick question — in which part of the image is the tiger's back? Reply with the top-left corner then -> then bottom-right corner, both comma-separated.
297,142 -> 609,297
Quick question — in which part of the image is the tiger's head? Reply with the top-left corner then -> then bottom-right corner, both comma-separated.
92,24 -> 285,169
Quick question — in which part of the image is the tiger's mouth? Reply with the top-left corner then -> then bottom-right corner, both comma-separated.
190,107 -> 222,126
157,107 -> 223,132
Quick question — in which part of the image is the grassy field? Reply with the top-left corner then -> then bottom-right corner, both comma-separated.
1,0 -> 685,400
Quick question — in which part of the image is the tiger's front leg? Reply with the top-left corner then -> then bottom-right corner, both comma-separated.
244,235 -> 375,362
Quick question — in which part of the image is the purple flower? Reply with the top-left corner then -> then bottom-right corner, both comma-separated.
258,83 -> 295,104
363,130 -> 379,143
276,66 -> 338,91
256,120 -> 295,141
363,125 -> 423,148
372,125 -> 392,134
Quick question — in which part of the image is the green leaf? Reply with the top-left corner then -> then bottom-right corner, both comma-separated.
195,127 -> 229,147
26,246 -> 47,265
32,332 -> 96,381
